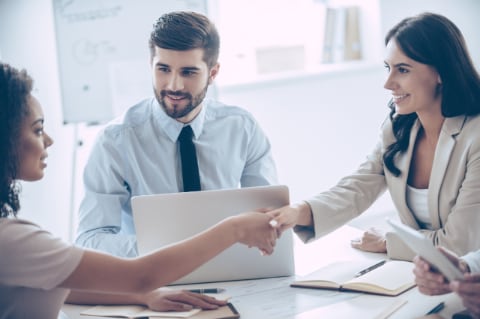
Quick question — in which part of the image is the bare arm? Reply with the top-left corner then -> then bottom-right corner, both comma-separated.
66,288 -> 226,311
60,212 -> 276,298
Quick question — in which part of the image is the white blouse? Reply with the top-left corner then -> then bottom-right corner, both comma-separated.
406,185 -> 432,229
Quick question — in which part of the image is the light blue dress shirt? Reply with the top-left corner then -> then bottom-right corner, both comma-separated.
463,251 -> 480,274
75,98 -> 278,257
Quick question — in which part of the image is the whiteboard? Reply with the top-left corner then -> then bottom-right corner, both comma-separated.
52,0 -> 207,124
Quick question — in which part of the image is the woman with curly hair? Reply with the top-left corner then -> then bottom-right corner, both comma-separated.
268,12 -> 480,261
0,64 -> 28,217
0,63 -> 277,318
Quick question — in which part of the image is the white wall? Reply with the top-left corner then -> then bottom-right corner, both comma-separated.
217,66 -> 388,204
1,0 -> 479,241
380,0 -> 480,66
0,0 -> 75,240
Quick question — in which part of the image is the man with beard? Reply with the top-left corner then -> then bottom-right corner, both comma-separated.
75,11 -> 278,257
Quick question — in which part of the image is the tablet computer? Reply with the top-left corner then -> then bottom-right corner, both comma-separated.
387,219 -> 463,281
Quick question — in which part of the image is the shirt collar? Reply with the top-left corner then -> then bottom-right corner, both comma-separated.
152,98 -> 208,142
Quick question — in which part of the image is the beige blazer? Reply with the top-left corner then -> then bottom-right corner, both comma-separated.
295,114 -> 480,260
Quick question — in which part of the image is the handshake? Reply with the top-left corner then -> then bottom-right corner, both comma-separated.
225,204 -> 304,255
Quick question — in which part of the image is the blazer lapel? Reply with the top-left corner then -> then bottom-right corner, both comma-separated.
428,116 -> 465,228
394,120 -> 422,228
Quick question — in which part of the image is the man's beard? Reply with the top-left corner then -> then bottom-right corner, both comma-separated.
154,84 -> 208,119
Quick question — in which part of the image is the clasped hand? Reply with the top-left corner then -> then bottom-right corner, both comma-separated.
233,211 -> 278,255
350,227 -> 387,253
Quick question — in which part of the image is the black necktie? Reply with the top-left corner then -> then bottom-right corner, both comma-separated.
178,125 -> 201,192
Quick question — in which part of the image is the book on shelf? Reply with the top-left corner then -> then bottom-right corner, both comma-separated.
331,6 -> 346,63
321,5 -> 362,63
80,302 -> 240,319
344,6 -> 362,61
321,6 -> 336,63
291,259 -> 416,296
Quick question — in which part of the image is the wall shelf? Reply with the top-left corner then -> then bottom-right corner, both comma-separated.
211,0 -> 382,89
217,61 -> 381,92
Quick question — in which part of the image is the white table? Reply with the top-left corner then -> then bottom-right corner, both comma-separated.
62,225 -> 467,319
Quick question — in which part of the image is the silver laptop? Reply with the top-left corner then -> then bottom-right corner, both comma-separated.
132,185 -> 295,284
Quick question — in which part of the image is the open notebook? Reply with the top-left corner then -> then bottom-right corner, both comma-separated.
291,259 -> 416,296
132,185 -> 295,284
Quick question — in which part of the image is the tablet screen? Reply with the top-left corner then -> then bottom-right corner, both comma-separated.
387,219 -> 464,281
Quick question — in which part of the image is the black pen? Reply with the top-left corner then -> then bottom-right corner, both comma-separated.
354,260 -> 387,277
426,302 -> 445,315
188,288 -> 225,294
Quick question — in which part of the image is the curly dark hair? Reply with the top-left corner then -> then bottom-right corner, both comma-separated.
382,12 -> 480,176
0,62 -> 33,217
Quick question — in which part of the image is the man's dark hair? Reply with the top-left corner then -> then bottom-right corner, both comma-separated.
149,11 -> 220,68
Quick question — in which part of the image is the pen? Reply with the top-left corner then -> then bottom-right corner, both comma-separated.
188,288 -> 225,294
354,260 -> 387,277
426,301 -> 445,315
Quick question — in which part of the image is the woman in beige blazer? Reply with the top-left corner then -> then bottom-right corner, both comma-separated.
268,12 -> 480,261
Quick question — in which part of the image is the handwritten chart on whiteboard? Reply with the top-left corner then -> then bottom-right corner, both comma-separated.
52,0 -> 206,124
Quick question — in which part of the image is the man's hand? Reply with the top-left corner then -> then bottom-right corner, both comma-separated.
413,255 -> 452,295
450,274 -> 480,318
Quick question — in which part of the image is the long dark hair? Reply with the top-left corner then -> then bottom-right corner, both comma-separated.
148,11 -> 220,68
0,63 -> 33,217
383,12 -> 480,176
